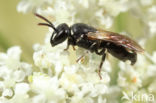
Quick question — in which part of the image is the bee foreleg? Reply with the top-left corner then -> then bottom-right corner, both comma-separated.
64,43 -> 70,51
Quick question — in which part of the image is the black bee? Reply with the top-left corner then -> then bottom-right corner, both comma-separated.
35,13 -> 144,79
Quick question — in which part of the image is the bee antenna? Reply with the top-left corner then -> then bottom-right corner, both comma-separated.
35,13 -> 57,32
38,23 -> 52,27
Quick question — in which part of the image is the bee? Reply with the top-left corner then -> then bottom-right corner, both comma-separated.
35,13 -> 144,79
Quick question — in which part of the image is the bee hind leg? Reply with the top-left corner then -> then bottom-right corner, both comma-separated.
98,50 -> 106,80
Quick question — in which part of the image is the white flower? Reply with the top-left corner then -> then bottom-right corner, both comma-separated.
146,51 -> 156,64
95,9 -> 113,29
2,88 -> 13,97
0,46 -> 21,70
31,72 -> 66,103
32,94 -> 46,103
0,47 -> 32,81
98,0 -> 129,16
1,83 -> 31,103
118,62 -> 142,91
18,0 -> 133,29
33,33 -> 70,77
14,83 -> 30,94
140,0 -> 153,6
148,80 -> 156,94
17,0 -> 53,13
13,70 -> 26,82
148,5 -> 156,15
0,46 -> 32,103
148,21 -> 156,35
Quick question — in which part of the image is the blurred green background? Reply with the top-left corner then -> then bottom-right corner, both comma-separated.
0,0 -> 48,62
0,0 -> 156,63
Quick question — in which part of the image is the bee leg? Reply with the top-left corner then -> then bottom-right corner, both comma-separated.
76,51 -> 88,62
98,50 -> 106,80
130,52 -> 137,65
64,44 -> 70,51
89,42 -> 98,52
64,39 -> 72,51
72,46 -> 76,51
89,40 -> 102,53
64,44 -> 75,51
95,48 -> 106,55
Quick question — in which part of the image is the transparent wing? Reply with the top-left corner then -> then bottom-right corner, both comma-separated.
87,30 -> 144,53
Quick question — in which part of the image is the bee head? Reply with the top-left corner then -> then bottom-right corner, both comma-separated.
35,13 -> 70,46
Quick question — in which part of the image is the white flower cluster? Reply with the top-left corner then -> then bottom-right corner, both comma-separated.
17,0 -> 133,29
32,32 -> 113,103
0,0 -> 155,103
117,52 -> 156,102
17,0 -> 156,38
17,0 -> 53,13
1,35 -> 156,103
0,46 -> 32,103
